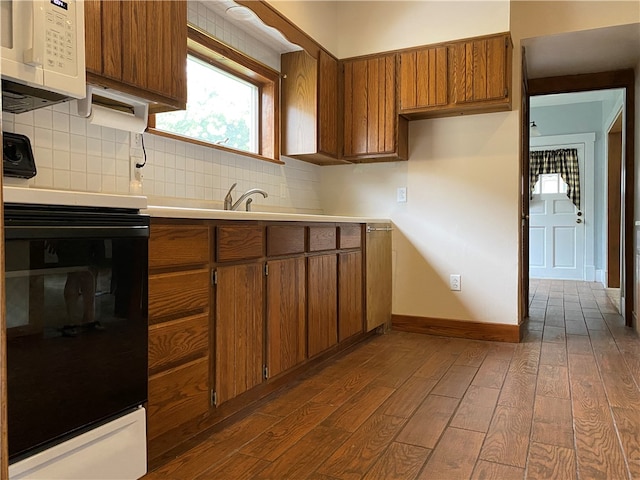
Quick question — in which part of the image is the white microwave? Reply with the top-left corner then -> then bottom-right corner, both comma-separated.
1,0 -> 85,113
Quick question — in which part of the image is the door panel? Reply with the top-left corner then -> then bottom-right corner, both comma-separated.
553,227 -> 577,268
530,193 -> 584,280
529,227 -> 545,267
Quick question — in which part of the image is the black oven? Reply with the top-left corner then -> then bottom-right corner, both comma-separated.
4,203 -> 149,462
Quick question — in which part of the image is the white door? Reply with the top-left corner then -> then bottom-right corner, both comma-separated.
529,173 -> 585,280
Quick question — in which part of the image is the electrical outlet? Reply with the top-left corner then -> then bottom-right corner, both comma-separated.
450,274 -> 461,291
397,187 -> 407,203
130,132 -> 143,148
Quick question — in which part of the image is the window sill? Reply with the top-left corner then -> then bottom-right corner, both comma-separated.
147,128 -> 285,166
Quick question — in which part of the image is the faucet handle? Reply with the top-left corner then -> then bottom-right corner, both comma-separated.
224,183 -> 237,210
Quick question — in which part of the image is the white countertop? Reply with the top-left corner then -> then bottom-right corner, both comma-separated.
1,187 -> 390,223
145,205 -> 390,224
3,186 -> 147,210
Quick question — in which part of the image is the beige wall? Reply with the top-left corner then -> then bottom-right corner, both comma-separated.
272,0 -> 638,327
333,1 -> 509,58
266,1 -> 340,55
322,113 -> 520,324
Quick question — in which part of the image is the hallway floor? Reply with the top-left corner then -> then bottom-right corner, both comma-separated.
145,280 -> 640,479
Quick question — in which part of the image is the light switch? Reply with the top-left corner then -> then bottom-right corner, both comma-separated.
397,187 -> 407,203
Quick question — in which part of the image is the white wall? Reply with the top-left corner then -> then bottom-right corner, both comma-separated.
1,1 -> 323,214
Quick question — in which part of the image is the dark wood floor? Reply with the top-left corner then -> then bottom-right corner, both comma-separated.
144,280 -> 640,479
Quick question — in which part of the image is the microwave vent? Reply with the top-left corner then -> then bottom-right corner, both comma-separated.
1,79 -> 69,114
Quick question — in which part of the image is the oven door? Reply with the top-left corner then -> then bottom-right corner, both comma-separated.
4,205 -> 149,462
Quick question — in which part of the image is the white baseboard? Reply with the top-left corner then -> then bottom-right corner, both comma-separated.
595,269 -> 606,285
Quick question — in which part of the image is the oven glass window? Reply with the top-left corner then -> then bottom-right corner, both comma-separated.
5,235 -> 148,461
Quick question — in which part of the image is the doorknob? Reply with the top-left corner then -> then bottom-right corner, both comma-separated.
576,218 -> 582,224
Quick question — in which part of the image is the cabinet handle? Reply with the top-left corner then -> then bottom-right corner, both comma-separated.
366,226 -> 393,233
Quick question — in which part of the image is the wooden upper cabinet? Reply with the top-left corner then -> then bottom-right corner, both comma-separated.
84,0 -> 187,113
343,54 -> 408,162
452,34 -> 510,105
400,46 -> 448,112
399,33 -> 512,119
281,49 -> 340,165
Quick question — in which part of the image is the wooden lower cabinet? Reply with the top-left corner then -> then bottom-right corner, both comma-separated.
215,263 -> 264,405
147,358 -> 209,440
365,224 -> 392,331
266,257 -> 307,378
307,254 -> 338,357
339,251 -> 363,341
147,222 -> 211,445
146,219 -> 373,464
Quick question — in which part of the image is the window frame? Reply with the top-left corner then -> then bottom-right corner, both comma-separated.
148,24 -> 282,165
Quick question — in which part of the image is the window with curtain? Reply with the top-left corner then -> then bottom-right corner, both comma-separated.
529,148 -> 581,209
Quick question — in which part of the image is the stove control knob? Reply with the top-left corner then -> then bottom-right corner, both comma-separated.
4,142 -> 23,164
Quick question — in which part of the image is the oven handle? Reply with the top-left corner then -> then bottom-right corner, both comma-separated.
4,225 -> 149,240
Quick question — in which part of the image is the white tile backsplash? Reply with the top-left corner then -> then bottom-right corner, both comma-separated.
2,0 -> 322,214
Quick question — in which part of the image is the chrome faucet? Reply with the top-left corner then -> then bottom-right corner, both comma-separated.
224,183 -> 268,211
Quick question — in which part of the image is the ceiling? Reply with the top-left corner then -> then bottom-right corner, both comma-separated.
525,22 -> 637,109
523,22 -> 640,79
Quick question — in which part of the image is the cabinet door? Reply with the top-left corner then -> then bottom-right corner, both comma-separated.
338,251 -> 363,341
266,258 -> 306,378
365,226 -> 392,331
318,50 -> 339,158
307,254 -> 338,357
400,47 -> 447,111
344,55 -> 404,160
148,358 -> 209,440
215,264 -> 264,405
281,50 -> 338,164
84,0 -> 187,110
453,35 -> 508,104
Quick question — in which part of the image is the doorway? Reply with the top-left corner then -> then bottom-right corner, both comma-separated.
528,136 -> 590,281
522,72 -> 635,325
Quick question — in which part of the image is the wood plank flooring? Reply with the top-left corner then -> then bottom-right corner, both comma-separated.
144,280 -> 640,479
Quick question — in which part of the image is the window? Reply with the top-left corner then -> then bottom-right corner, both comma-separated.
149,25 -> 281,164
532,173 -> 568,195
155,56 -> 259,153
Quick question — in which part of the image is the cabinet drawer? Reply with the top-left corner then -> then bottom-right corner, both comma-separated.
149,269 -> 210,323
150,225 -> 210,269
149,313 -> 209,374
217,225 -> 264,262
147,357 -> 209,440
339,224 -> 362,249
308,226 -> 337,252
267,226 -> 305,256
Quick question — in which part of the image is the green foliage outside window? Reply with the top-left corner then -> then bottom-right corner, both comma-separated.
155,55 -> 258,153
